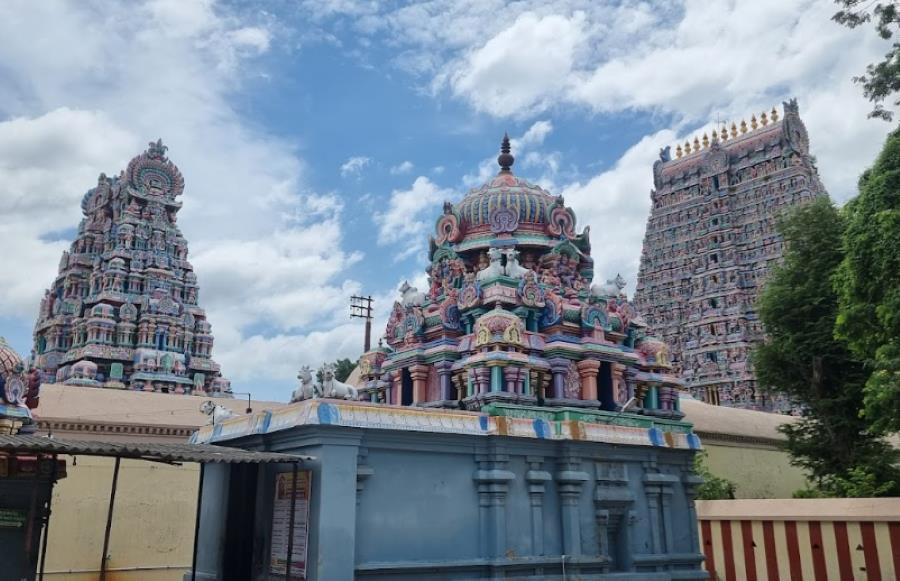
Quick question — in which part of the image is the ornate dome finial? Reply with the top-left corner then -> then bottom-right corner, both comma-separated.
497,133 -> 514,173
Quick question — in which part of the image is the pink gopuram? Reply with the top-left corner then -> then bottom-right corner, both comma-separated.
32,140 -> 230,397
633,100 -> 825,410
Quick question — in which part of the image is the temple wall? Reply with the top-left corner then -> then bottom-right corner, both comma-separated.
39,456 -> 198,580
704,439 -> 807,499
192,425 -> 708,580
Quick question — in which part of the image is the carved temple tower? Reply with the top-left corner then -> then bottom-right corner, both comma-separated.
356,136 -> 685,417
32,140 -> 231,396
633,100 -> 825,410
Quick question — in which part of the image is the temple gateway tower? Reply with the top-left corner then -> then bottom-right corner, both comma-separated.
32,140 -> 231,396
633,100 -> 825,410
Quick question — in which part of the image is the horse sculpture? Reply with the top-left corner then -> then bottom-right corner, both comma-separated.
200,400 -> 236,425
320,363 -> 359,400
477,247 -> 505,282
291,365 -> 320,402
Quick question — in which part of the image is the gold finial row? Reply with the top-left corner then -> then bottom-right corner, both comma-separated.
672,105 -> 783,159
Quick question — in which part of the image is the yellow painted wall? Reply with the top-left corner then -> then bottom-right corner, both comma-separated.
40,456 -> 199,580
704,441 -> 808,499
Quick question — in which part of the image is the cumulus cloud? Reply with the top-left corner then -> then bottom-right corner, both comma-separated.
390,160 -> 414,174
340,155 -> 371,178
374,176 -> 454,259
0,1 -> 362,396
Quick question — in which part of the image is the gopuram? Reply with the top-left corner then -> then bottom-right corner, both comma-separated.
634,100 -> 825,410
190,138 -> 706,581
31,140 -> 231,396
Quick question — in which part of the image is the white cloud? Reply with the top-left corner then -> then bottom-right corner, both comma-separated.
390,160 -> 414,174
374,176 -> 454,259
0,1 -> 360,397
340,155 -> 371,177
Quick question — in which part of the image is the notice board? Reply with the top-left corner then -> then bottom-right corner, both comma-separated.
269,470 -> 311,578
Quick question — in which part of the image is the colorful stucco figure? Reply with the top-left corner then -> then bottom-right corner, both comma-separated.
634,100 -> 825,411
0,337 -> 37,434
32,140 -> 230,396
357,135 -> 683,417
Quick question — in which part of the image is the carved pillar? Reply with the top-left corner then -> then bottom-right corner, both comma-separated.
474,367 -> 491,395
391,370 -> 402,405
612,363 -> 627,405
474,448 -> 515,558
576,359 -> 600,401
642,471 -> 679,555
555,451 -> 590,556
504,366 -> 517,393
549,358 -> 570,400
682,472 -> 704,554
437,362 -> 453,401
409,364 -> 429,404
525,456 -> 550,556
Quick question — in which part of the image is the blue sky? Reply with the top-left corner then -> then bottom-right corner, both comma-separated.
0,0 -> 893,401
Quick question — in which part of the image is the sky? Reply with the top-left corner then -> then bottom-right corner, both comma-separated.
0,0 -> 894,401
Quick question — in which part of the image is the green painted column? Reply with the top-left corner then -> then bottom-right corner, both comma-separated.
467,376 -> 474,398
674,392 -> 680,411
523,371 -> 531,396
490,366 -> 502,392
648,385 -> 659,410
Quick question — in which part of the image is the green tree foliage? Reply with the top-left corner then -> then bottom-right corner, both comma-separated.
833,1 -> 900,120
836,128 -> 900,435
755,197 -> 900,497
315,358 -> 357,384
692,451 -> 736,500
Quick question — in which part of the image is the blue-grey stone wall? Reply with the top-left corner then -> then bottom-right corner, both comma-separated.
191,425 -> 705,580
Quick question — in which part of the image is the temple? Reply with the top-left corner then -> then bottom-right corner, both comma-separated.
31,140 -> 231,396
357,135 -> 684,417
633,100 -> 825,410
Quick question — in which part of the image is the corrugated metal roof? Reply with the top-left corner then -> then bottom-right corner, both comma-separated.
0,434 -> 308,464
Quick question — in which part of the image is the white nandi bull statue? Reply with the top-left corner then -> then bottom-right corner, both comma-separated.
200,400 -> 236,425
399,281 -> 427,307
591,273 -> 627,298
502,248 -> 530,279
320,363 -> 359,400
291,365 -> 320,402
477,247 -> 505,282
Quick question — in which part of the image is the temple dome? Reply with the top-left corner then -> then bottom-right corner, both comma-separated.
458,173 -> 556,232
0,337 -> 24,377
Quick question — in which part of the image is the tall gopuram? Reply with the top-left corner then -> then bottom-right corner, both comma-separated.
31,140 -> 231,397
190,137 -> 706,580
633,100 -> 825,410
356,135 -> 685,417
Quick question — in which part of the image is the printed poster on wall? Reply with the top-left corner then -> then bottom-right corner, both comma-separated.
270,470 -> 311,578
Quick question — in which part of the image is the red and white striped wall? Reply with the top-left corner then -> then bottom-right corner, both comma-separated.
697,499 -> 900,580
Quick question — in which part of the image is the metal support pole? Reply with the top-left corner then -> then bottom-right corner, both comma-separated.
99,456 -> 121,581
364,318 -> 372,353
38,454 -> 58,581
285,463 -> 299,581
24,453 -> 42,570
190,463 -> 206,581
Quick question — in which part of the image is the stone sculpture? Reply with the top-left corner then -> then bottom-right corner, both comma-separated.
292,365 -> 320,402
319,363 -> 359,400
476,248 -> 504,281
200,400 -> 236,424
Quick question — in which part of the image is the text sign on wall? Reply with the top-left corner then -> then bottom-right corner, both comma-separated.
0,509 -> 26,528
270,470 -> 311,578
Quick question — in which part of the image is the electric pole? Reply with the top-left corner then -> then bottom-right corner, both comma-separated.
350,295 -> 374,352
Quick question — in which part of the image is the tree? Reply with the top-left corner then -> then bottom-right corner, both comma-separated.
755,197 -> 899,496
693,451 -> 736,500
315,358 -> 357,384
836,128 -> 900,435
833,1 -> 900,120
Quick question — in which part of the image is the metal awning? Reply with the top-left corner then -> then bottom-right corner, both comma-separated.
0,434 -> 309,465
1,433 -> 311,581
